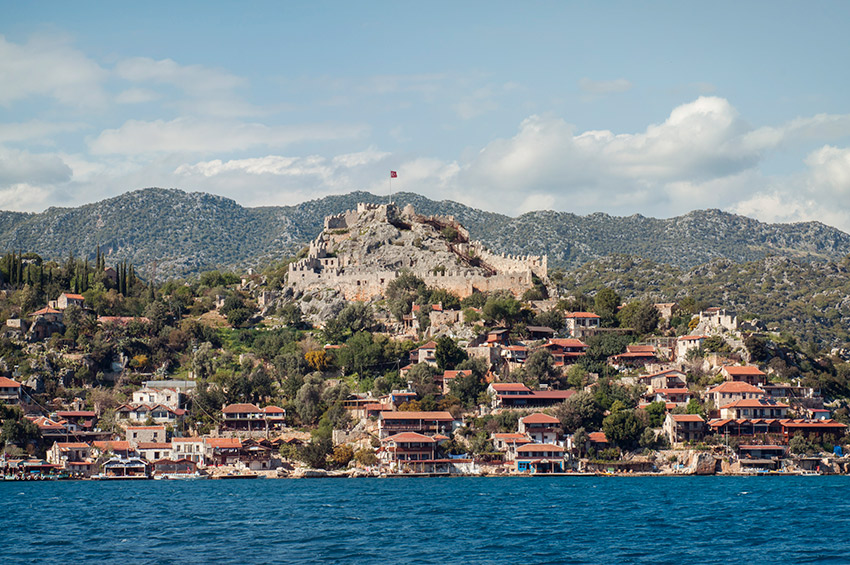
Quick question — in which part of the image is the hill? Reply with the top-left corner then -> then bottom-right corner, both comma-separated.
558,254 -> 850,347
0,188 -> 849,278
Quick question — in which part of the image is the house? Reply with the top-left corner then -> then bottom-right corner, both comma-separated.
221,404 -> 278,432
438,369 -> 472,395
0,376 -> 22,404
525,325 -> 555,340
676,335 -> 709,359
99,457 -> 150,478
514,443 -> 565,473
663,414 -> 706,444
30,306 -> 63,323
56,293 -> 85,310
152,458 -> 198,478
125,425 -> 166,447
705,381 -> 766,408
492,433 -> 532,460
654,303 -> 678,321
722,365 -> 767,385
416,341 -> 438,366
564,312 -> 601,338
131,387 -> 183,409
206,437 -> 243,466
239,438 -> 276,470
485,329 -> 511,345
587,431 -> 609,451
92,440 -> 134,459
502,344 -> 528,364
739,444 -> 786,460
378,411 -> 456,438
609,345 -> 658,369
699,308 -> 737,331
719,398 -> 787,420
172,437 -> 207,465
487,383 -> 574,409
380,432 -> 437,471
136,442 -> 173,462
54,410 -> 97,432
780,419 -> 847,442
116,403 -> 186,425
518,413 -> 561,444
649,388 -> 691,406
541,338 -> 588,365
46,442 -> 95,477
637,369 -> 687,390
385,389 -> 418,407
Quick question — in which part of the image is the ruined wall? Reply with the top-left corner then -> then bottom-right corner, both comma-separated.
289,202 -> 547,301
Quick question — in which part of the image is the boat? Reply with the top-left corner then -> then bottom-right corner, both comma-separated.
154,472 -> 209,480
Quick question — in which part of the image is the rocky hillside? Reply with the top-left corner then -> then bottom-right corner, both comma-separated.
559,254 -> 850,347
1,188 -> 849,277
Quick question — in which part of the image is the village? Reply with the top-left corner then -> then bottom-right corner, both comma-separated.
1,203 -> 849,480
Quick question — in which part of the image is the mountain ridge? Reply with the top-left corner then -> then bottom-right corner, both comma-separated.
0,187 -> 848,278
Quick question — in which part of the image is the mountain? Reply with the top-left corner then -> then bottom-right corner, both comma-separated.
0,188 -> 848,278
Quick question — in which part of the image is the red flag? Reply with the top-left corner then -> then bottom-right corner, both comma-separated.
390,171 -> 397,178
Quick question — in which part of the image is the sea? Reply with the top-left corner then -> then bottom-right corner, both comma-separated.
2,476 -> 848,564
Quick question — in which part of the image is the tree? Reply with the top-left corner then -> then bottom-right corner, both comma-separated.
330,444 -> 354,468
298,437 -> 332,469
554,391 -> 603,433
385,272 -> 426,320
435,336 -> 467,371
295,374 -> 325,424
522,349 -> 560,386
618,301 -> 660,335
644,401 -> 666,428
572,427 -> 589,457
407,363 -> 439,397
594,288 -> 621,327
336,331 -> 382,376
324,302 -> 376,342
354,448 -> 378,467
602,410 -> 645,450
482,294 -> 524,328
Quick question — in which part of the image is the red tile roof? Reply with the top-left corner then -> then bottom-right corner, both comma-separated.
62,293 -> 85,300
521,413 -> 560,425
384,432 -> 436,443
419,341 -> 437,350
380,411 -> 454,421
723,365 -> 766,376
221,403 -> 262,414
136,442 -> 172,449
516,443 -> 564,453
57,442 -> 90,449
588,432 -> 608,443
707,382 -> 765,394
490,383 -> 531,392
547,338 -> 588,348
206,438 -> 242,448
0,377 -> 21,388
55,411 -> 96,417
678,335 -> 710,341
670,414 -> 705,422
566,312 -> 600,318
93,440 -> 131,451
720,399 -> 788,409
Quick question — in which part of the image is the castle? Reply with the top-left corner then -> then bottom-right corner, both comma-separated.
287,202 -> 547,301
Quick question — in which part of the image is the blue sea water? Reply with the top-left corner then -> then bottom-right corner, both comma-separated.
1,476 -> 848,564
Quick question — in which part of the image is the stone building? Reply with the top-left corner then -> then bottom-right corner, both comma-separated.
288,203 -> 547,300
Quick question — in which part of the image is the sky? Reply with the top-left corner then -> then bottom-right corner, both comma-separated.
2,1 -> 850,231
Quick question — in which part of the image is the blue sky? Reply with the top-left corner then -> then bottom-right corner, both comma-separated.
2,1 -> 850,231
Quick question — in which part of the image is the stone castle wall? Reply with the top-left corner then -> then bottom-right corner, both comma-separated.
289,203 -> 547,300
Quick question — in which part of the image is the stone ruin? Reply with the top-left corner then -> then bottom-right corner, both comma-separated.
287,202 -> 548,301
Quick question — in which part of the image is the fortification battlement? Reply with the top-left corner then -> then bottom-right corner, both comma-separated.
289,202 -> 548,300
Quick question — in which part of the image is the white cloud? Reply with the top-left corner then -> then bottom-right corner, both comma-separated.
0,146 -> 72,185
114,57 -> 245,95
116,88 -> 161,104
0,120 -> 88,144
579,77 -> 633,95
0,34 -> 107,107
89,117 -> 368,155
0,183 -> 59,212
